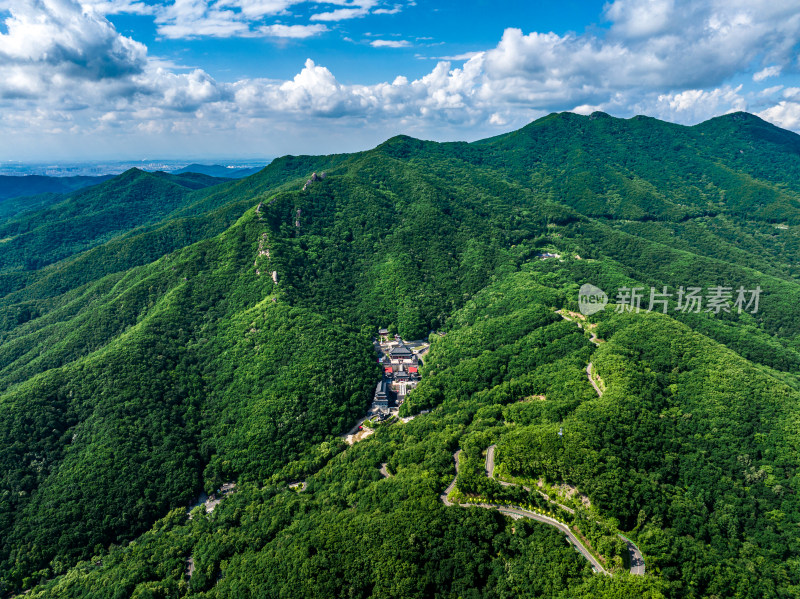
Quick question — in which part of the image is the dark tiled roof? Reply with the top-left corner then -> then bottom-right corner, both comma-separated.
375,378 -> 390,400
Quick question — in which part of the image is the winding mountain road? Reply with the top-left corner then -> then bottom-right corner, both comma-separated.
586,362 -> 603,397
483,445 -> 645,576
587,328 -> 601,346
558,311 -> 603,396
441,449 -> 609,575
406,313 -> 643,577
495,506 -> 607,574
486,445 -> 574,514
440,450 -> 462,505
486,443 -> 529,490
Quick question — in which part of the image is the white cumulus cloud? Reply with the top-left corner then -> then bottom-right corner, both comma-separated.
3,0 -> 800,159
257,23 -> 329,38
648,85 -> 747,122
0,0 -> 146,79
753,65 -> 782,81
370,39 -> 411,48
759,102 -> 800,130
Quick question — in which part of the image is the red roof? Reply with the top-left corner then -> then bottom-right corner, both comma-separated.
408,366 -> 418,373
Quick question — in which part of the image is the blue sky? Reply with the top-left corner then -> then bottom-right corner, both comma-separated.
1,0 -> 799,160
107,1 -> 604,83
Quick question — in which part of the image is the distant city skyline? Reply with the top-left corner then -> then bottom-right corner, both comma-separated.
1,0 -> 799,160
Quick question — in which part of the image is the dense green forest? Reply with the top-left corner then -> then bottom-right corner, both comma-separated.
1,111 -> 800,597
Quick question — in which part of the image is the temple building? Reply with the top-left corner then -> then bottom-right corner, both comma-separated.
374,378 -> 391,410
389,344 -> 416,364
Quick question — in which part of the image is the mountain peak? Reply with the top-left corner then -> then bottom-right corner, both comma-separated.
117,167 -> 150,181
374,134 -> 429,159
715,111 -> 765,123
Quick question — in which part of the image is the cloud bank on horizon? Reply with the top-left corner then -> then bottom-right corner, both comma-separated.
0,0 -> 799,159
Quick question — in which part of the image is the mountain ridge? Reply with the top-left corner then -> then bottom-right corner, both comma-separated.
1,111 -> 800,597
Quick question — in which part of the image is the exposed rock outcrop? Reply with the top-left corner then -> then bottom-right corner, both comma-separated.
302,171 -> 326,191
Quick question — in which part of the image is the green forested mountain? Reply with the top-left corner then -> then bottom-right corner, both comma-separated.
1,112 -> 800,598
0,170 -> 230,278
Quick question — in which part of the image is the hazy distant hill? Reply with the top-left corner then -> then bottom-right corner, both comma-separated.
0,175 -> 116,223
2,112 -> 800,599
0,169 -> 233,280
172,163 -> 264,178
0,174 -> 114,203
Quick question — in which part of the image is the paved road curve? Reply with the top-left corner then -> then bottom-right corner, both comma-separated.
495,505 -> 608,575
485,444 -> 497,479
486,444 -> 530,490
486,445 -> 574,514
619,534 -> 645,575
441,450 -> 462,505
586,362 -> 603,397
484,445 -> 646,576
441,449 -> 609,575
